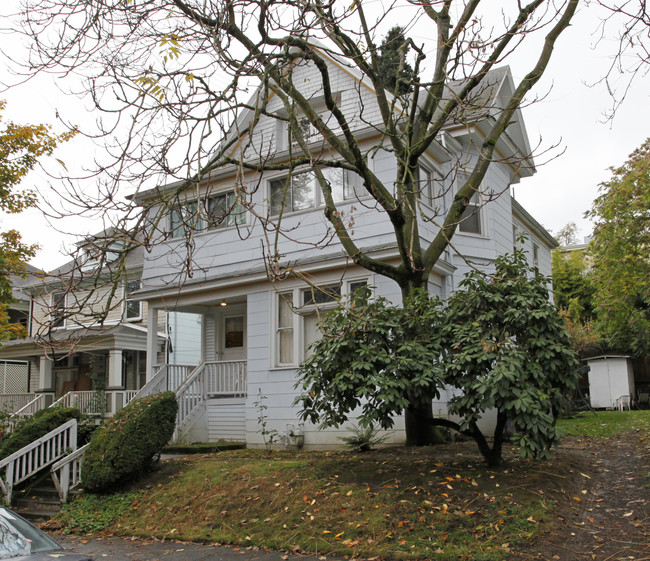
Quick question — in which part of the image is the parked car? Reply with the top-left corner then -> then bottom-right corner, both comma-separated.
0,507 -> 93,560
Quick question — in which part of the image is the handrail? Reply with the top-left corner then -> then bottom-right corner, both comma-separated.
132,364 -> 168,400
49,391 -> 108,415
0,419 -> 77,504
172,363 -> 207,443
11,394 -> 48,419
51,442 -> 90,503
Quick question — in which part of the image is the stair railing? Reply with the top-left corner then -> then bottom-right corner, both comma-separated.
0,419 -> 78,504
132,364 -> 168,400
11,394 -> 49,419
51,442 -> 89,503
172,363 -> 207,443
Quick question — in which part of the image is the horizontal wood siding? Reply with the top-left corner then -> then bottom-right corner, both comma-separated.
206,398 -> 246,441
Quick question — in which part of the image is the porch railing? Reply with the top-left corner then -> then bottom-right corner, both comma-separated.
204,360 -> 247,397
12,393 -> 52,419
134,364 -> 195,401
51,442 -> 89,503
167,364 -> 196,392
50,391 -> 107,415
0,394 -> 40,415
0,418 -> 77,504
173,360 -> 247,443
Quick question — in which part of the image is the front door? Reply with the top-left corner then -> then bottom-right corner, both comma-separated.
217,304 -> 246,362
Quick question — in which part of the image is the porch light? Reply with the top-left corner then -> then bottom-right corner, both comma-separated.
219,301 -> 228,307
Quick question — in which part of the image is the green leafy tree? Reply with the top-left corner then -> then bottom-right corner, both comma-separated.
297,288 -> 446,446
586,139 -> 650,357
299,254 -> 579,465
0,101 -> 75,339
551,250 -> 595,322
375,26 -> 416,96
438,250 -> 579,466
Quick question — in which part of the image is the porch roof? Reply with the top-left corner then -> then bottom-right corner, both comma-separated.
0,324 -> 165,360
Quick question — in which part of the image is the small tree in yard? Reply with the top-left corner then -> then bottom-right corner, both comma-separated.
297,252 -> 579,466
437,250 -> 579,466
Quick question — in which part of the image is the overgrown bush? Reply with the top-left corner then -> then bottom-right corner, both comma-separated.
0,407 -> 82,459
81,392 -> 177,493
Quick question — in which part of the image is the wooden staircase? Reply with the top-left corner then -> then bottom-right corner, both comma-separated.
12,473 -> 64,523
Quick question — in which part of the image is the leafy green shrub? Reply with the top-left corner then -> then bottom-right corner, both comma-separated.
0,407 -> 82,459
339,424 -> 388,452
56,491 -> 139,534
81,392 -> 177,493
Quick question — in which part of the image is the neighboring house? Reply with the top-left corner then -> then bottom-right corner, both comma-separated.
0,237 -> 172,415
0,265 -> 42,398
130,55 -> 558,447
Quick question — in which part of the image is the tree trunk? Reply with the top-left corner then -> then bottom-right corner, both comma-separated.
399,276 -> 443,446
405,402 -> 446,446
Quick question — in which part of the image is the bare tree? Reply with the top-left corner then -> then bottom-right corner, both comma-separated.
593,1 -> 650,117
8,0 -> 579,443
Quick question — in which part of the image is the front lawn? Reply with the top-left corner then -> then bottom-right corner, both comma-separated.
54,410 -> 650,561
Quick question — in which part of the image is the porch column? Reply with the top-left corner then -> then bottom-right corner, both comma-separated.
107,350 -> 124,390
38,356 -> 53,392
146,306 -> 159,382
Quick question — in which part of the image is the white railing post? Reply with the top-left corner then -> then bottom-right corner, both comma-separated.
0,419 -> 78,505
51,442 -> 90,503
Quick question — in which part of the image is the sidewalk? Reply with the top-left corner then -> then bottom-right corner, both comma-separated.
52,533 -> 332,561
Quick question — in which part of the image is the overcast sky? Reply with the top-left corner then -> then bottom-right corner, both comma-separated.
1,2 -> 649,271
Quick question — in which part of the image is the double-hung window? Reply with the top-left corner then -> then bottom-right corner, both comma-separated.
417,164 -> 445,212
533,243 -> 540,273
51,292 -> 66,329
170,191 -> 246,237
273,279 -> 370,366
270,173 -> 316,216
456,173 -> 483,235
170,201 -> 202,238
124,280 -> 142,321
206,191 -> 245,228
269,168 -> 366,216
276,292 -> 295,365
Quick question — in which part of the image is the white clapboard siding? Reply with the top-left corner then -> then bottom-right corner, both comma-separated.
206,398 -> 246,442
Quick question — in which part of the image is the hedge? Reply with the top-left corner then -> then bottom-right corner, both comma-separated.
81,391 -> 177,492
0,407 -> 82,459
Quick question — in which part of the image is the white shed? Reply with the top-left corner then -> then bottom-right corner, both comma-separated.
586,355 -> 635,410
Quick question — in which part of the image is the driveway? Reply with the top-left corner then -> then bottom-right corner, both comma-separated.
53,533 -> 331,561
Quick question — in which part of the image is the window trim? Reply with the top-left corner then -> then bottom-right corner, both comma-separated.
124,279 -> 143,322
455,173 -> 486,237
50,292 -> 66,330
268,166 -> 370,218
417,163 -> 446,213
169,190 -> 247,239
271,277 -> 371,368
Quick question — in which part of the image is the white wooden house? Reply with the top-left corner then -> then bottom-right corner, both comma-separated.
131,51 -> 558,447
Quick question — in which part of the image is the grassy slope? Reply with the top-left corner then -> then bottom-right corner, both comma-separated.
56,411 -> 650,561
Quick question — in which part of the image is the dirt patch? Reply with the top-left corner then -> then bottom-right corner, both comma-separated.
516,432 -> 650,560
